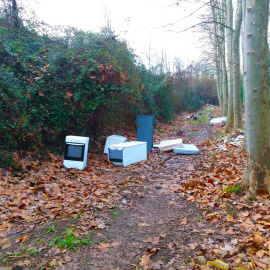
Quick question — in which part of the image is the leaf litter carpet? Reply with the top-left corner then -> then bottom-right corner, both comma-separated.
1,108 -> 270,269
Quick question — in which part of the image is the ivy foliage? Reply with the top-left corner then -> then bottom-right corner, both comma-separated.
0,20 -> 140,151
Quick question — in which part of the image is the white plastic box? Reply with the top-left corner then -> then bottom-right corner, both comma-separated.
104,135 -> 127,154
63,136 -> 89,170
108,141 -> 147,166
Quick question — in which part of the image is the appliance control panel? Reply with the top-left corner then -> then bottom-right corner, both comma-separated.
65,136 -> 89,144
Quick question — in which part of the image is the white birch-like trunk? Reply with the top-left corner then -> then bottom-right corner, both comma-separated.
220,0 -> 228,116
217,62 -> 223,112
225,0 -> 234,132
222,57 -> 228,116
242,0 -> 270,194
232,0 -> 243,130
211,0 -> 223,111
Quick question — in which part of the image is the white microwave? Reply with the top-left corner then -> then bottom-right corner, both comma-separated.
63,136 -> 89,170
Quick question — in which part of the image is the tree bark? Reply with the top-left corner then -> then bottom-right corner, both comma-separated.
211,0 -> 223,111
11,0 -> 19,28
225,0 -> 234,132
220,0 -> 228,116
242,0 -> 270,194
232,0 -> 243,130
216,61 -> 223,112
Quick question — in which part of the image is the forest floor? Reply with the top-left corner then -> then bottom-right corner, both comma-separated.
1,106 -> 270,270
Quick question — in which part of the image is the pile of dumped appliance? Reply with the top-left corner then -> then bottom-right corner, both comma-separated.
63,115 -> 200,169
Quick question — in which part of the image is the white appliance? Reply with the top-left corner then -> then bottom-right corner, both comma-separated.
108,141 -> 147,166
63,136 -> 89,170
104,135 -> 127,154
154,138 -> 183,152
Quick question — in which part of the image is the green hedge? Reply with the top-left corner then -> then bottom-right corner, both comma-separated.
0,16 -> 217,168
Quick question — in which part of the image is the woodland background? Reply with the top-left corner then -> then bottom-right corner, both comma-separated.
2,1 -> 270,269
0,1 -> 218,168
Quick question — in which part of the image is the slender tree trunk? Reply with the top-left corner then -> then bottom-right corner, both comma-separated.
211,0 -> 223,111
241,0 -> 247,109
268,44 -> 270,104
222,58 -> 228,116
241,0 -> 270,194
216,62 -> 223,112
232,0 -> 243,130
225,0 -> 234,132
11,0 -> 19,28
221,0 -> 228,116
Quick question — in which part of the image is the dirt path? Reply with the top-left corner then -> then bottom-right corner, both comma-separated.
1,109 -> 248,270
54,121 -> 219,269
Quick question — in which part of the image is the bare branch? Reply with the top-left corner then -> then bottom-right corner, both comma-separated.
162,2 -> 209,28
166,20 -> 233,33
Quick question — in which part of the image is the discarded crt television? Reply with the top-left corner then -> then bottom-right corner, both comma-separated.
104,135 -> 127,154
63,136 -> 89,170
136,115 -> 154,153
108,141 -> 147,166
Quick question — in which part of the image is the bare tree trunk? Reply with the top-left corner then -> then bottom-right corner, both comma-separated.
222,56 -> 228,116
211,0 -> 224,112
221,0 -> 228,116
241,0 -> 270,194
225,0 -> 234,132
232,0 -> 243,130
11,0 -> 19,28
216,62 -> 223,112
241,0 -> 246,109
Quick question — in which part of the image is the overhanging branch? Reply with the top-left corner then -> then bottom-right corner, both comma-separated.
167,21 -> 233,33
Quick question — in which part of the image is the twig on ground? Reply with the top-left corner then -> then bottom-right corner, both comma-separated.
175,228 -> 194,231
160,154 -> 176,165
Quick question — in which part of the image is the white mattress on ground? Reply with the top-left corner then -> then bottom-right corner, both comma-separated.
173,144 -> 200,155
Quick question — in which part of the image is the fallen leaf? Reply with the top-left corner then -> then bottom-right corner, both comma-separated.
205,229 -> 215,234
168,242 -> 179,249
258,220 -> 270,227
139,248 -> 159,269
238,222 -> 255,232
146,247 -> 159,254
220,244 -> 238,257
180,217 -> 187,225
143,236 -> 160,245
258,257 -> 270,265
237,253 -> 246,258
254,233 -> 264,248
110,241 -> 120,247
188,242 -> 199,250
208,259 -> 230,269
96,219 -> 106,230
226,214 -> 237,222
96,243 -> 110,252
139,254 -> 151,270
64,255 -> 72,262
250,254 -> 267,269
230,239 -> 238,245
138,222 -> 149,227
0,238 -> 10,249
15,235 -> 30,243
256,249 -> 266,258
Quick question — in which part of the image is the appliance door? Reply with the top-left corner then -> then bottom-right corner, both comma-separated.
108,148 -> 123,163
64,143 -> 85,161
136,115 -> 154,153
